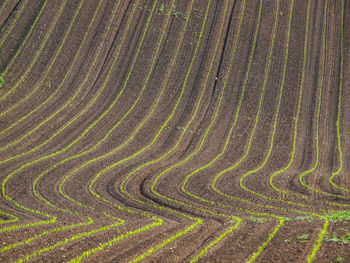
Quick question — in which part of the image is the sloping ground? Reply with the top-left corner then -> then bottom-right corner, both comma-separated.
0,0 -> 349,262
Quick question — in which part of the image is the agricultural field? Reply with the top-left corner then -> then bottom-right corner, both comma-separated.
0,0 -> 349,262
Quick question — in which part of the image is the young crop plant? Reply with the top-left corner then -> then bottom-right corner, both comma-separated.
324,210 -> 350,223
298,233 -> 310,239
158,3 -> 165,14
44,80 -> 51,88
334,257 -> 345,263
247,217 -> 271,223
297,233 -> 310,243
326,232 -> 350,245
155,4 -> 188,20
171,5 -> 181,17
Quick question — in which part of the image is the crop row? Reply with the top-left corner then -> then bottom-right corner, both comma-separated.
1,0 -> 209,261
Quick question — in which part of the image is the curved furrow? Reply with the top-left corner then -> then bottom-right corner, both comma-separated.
67,0 -> 224,261
174,0 -> 308,261
63,2 -> 200,261
140,0 -> 271,260
173,0 -> 290,260
297,0 -> 347,200
123,0 -> 326,261
328,0 -> 348,194
266,0 -> 350,207
171,0 -> 332,261
0,0 -> 30,49
235,0 -> 341,209
0,0 -> 12,19
0,0 -> 153,252
208,0 -> 335,260
0,0 -> 348,262
0,0 -> 120,235
140,0 -> 245,260
8,0 -> 182,261
0,210 -> 18,226
0,1 -> 137,166
0,0 -> 68,103
0,0 -> 46,77
267,0 -> 319,201
0,0 -> 89,142
3,0 -> 123,239
0,1 -> 126,260
0,0 -> 119,158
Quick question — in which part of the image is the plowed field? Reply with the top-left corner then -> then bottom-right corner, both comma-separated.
0,0 -> 349,262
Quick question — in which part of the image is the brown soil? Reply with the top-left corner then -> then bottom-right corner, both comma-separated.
0,0 -> 349,262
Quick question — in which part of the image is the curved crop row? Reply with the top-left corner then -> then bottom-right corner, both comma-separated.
0,1 -> 124,259
0,0 -> 348,262
71,1 -> 216,260
0,0 -> 68,102
0,0 -> 185,261
0,0 -> 30,49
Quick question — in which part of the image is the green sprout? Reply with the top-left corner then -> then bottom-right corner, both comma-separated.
324,210 -> 350,222
0,76 -> 3,89
158,3 -> 165,14
334,257 -> 345,263
247,217 -> 271,223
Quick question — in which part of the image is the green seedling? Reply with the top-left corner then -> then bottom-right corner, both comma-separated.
247,217 -> 271,223
0,76 -> 3,89
158,3 -> 165,14
325,210 -> 350,222
297,233 -> 310,243
326,233 -> 350,244
334,257 -> 345,263
327,233 -> 342,243
297,233 -> 309,240
45,80 -> 51,88
342,233 -> 350,242
195,128 -> 207,135
171,5 -> 180,17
